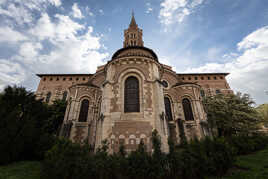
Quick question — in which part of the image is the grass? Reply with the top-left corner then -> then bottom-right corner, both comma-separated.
210,147 -> 268,179
0,161 -> 41,179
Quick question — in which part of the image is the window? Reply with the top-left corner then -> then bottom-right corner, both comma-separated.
43,77 -> 46,81
69,77 -> 72,81
162,80 -> 168,88
214,76 -> 217,80
78,99 -> 89,122
200,89 -> 205,97
201,77 -> 204,80
188,77 -> 191,80
63,78 -> 66,81
216,89 -> 221,94
182,98 -> 194,121
56,78 -> 59,81
83,77 -> 86,81
195,77 -> 198,80
164,97 -> 173,121
46,92 -> 51,103
220,76 -> 223,79
124,76 -> 140,112
76,77 -> 79,81
62,91 -> 68,101
182,77 -> 185,80
50,78 -> 53,81
208,76 -> 210,80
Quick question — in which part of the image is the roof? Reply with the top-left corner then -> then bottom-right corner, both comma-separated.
111,46 -> 158,62
176,73 -> 230,76
172,82 -> 200,88
36,74 -> 92,77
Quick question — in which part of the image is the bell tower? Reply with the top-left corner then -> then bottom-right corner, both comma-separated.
123,12 -> 144,47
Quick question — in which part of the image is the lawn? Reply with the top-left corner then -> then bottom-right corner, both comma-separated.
211,147 -> 268,179
0,161 -> 41,179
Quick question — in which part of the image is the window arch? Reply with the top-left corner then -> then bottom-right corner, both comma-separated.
182,98 -> 194,121
124,76 -> 140,112
46,92 -> 51,103
78,99 -> 89,122
164,97 -> 173,121
62,91 -> 68,101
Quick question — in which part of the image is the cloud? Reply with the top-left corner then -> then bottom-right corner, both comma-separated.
86,6 -> 94,16
0,27 -> 28,42
71,3 -> 84,19
146,2 -> 153,14
0,59 -> 26,90
159,0 -> 204,25
0,0 -> 62,25
184,26 -> 268,104
0,0 -> 108,92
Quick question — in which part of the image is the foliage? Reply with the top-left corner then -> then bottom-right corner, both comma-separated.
0,86 -> 66,164
256,103 -> 268,128
203,93 -> 262,137
43,131 -> 268,179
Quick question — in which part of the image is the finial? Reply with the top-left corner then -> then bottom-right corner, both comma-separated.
132,10 -> 134,17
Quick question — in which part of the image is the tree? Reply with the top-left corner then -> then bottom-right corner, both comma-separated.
203,93 -> 262,137
256,104 -> 268,129
0,86 -> 65,164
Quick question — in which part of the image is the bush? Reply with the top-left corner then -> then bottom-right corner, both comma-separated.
227,135 -> 268,155
41,138 -> 93,179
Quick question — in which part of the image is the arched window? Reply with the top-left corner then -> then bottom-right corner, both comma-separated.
215,89 -> 221,94
78,99 -> 89,122
124,76 -> 140,112
182,98 -> 194,121
164,97 -> 173,121
62,91 -> 68,101
46,92 -> 51,103
200,89 -> 205,97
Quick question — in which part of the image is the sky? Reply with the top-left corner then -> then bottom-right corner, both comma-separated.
0,0 -> 268,105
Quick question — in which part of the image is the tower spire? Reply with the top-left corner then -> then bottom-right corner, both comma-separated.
129,11 -> 137,28
123,12 -> 144,47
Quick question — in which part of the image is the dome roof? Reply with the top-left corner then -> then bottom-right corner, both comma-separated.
111,46 -> 158,62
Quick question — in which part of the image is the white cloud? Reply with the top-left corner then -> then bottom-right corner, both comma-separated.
146,2 -> 153,14
184,26 -> 268,104
0,27 -> 27,42
86,6 -> 94,16
71,3 -> 84,19
159,0 -> 205,25
0,59 -> 26,90
0,0 -> 62,25
0,1 -> 108,92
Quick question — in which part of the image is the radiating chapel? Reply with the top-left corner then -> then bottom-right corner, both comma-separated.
35,14 -> 233,153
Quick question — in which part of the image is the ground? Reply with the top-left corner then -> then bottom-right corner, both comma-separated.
1,148 -> 268,179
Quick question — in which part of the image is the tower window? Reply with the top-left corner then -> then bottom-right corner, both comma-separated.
124,76 -> 140,112
182,98 -> 194,121
78,99 -> 89,122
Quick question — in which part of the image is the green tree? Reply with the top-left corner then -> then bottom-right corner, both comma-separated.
256,104 -> 268,128
203,93 -> 262,137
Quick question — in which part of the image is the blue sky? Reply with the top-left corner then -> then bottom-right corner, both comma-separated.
0,0 -> 268,104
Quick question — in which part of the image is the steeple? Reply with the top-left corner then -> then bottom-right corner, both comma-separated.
129,11 -> 138,29
123,12 -> 144,48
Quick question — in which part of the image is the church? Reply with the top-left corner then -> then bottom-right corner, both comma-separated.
35,14 -> 233,153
